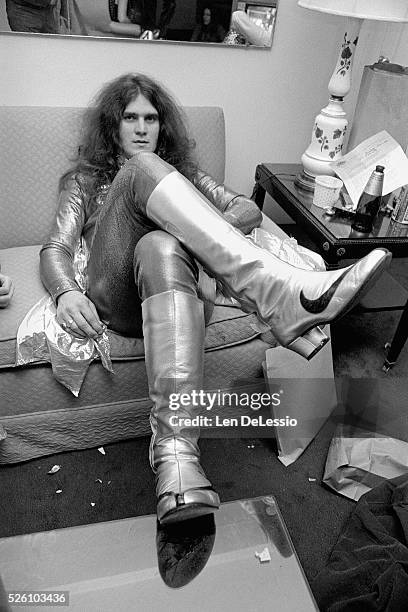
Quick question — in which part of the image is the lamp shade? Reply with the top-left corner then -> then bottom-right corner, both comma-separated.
298,1 -> 408,22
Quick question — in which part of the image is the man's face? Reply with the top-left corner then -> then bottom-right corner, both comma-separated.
119,94 -> 160,158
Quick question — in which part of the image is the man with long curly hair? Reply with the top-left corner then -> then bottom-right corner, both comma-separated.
40,73 -> 391,524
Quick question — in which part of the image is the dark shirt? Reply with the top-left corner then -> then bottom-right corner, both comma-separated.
191,22 -> 225,43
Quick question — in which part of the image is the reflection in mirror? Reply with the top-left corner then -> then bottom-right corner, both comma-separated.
227,0 -> 277,46
0,0 -> 278,48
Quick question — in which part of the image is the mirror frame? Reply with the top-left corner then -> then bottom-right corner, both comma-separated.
0,0 -> 278,49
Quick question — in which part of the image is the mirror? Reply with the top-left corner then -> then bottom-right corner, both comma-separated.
0,0 -> 278,48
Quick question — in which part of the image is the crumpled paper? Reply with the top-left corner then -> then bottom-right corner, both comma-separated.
16,295 -> 113,397
248,227 -> 325,272
323,424 -> 408,501
248,228 -> 326,332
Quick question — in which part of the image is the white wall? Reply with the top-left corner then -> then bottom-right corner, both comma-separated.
389,21 -> 408,64
0,1 -> 393,213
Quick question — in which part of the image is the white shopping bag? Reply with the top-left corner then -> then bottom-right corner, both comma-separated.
263,336 -> 337,465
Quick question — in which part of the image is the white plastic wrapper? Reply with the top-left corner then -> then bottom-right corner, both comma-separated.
16,241 -> 113,396
247,227 -> 326,333
248,227 -> 325,272
255,547 -> 272,563
16,295 -> 113,397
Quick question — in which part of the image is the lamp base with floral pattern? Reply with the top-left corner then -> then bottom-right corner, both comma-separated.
297,17 -> 362,190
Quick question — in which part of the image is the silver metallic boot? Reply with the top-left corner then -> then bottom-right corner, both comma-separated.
138,157 -> 391,359
142,289 -> 220,524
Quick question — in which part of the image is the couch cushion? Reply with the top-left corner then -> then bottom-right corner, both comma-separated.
0,245 -> 272,368
0,106 -> 225,249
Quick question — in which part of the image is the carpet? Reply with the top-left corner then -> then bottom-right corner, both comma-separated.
1,224 -> 407,600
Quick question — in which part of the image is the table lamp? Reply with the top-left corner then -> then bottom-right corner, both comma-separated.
296,0 -> 408,191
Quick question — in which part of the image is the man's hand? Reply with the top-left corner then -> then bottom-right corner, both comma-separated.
57,291 -> 105,339
0,274 -> 14,308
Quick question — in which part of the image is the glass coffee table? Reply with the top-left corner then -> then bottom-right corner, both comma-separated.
0,495 -> 318,611
253,163 -> 408,370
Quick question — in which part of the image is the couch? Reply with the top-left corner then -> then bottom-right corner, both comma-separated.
0,105 -> 300,464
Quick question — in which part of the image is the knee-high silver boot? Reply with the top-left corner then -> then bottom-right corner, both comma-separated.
142,289 -> 220,524
134,154 -> 391,359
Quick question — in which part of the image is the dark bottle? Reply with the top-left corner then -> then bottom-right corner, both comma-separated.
351,165 -> 384,233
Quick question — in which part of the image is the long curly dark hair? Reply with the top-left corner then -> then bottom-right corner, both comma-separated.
61,73 -> 197,191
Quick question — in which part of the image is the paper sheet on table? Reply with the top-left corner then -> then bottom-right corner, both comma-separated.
330,130 -> 408,207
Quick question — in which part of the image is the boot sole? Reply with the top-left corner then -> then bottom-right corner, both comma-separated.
158,489 -> 220,525
159,502 -> 219,526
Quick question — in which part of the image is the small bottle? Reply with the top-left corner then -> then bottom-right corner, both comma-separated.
351,165 -> 384,233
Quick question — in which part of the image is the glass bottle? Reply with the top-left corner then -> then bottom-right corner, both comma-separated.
351,165 -> 384,233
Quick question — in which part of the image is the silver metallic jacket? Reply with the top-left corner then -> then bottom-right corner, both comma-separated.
40,169 -> 263,304
18,170 -> 324,396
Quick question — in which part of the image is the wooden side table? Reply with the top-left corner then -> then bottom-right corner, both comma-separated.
252,163 -> 408,371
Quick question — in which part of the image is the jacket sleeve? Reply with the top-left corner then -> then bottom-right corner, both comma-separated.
40,175 -> 86,304
192,170 -> 262,234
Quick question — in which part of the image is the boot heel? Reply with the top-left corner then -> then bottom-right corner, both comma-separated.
158,488 -> 220,525
286,326 -> 330,360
